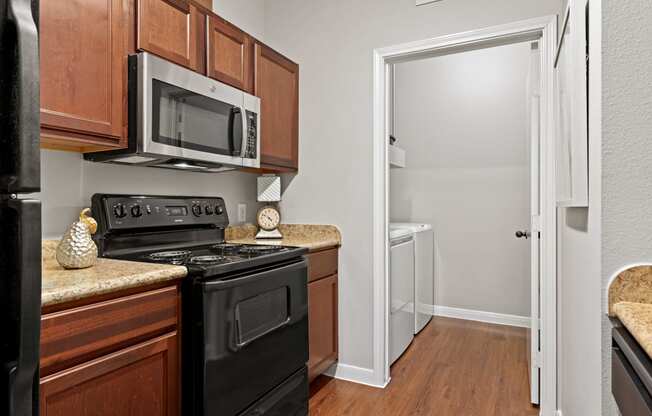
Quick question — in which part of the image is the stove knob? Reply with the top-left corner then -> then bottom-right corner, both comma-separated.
215,205 -> 224,215
204,205 -> 213,215
192,204 -> 202,217
113,204 -> 127,219
131,204 -> 143,218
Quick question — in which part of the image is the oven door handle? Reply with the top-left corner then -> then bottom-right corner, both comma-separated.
201,259 -> 307,291
234,315 -> 291,350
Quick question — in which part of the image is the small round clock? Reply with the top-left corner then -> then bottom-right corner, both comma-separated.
256,205 -> 281,231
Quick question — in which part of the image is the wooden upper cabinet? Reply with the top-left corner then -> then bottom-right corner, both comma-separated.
40,0 -> 129,151
254,43 -> 299,170
207,15 -> 253,93
137,0 -> 205,71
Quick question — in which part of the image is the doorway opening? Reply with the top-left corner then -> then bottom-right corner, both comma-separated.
372,16 -> 557,416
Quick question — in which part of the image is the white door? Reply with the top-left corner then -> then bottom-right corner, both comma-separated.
526,42 -> 542,405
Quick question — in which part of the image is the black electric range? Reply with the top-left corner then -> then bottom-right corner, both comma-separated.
92,194 -> 309,416
115,243 -> 307,277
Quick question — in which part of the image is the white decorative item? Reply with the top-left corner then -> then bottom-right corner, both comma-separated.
555,0 -> 588,207
56,208 -> 98,269
256,175 -> 283,239
257,175 -> 281,202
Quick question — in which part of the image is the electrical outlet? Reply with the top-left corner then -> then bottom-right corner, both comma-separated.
237,203 -> 247,222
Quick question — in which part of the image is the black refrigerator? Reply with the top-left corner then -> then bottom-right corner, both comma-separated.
0,0 -> 42,416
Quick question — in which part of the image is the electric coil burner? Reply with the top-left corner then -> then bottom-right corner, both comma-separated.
91,194 -> 309,416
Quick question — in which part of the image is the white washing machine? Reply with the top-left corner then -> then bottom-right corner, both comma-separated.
389,228 -> 415,365
390,223 -> 434,334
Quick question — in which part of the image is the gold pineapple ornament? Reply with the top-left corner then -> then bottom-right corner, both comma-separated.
56,208 -> 99,269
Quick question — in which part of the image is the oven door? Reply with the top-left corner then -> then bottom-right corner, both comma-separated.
196,259 -> 308,416
138,52 -> 252,167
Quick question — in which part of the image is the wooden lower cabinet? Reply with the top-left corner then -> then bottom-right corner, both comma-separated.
308,274 -> 338,382
40,332 -> 179,416
39,284 -> 181,416
307,248 -> 339,382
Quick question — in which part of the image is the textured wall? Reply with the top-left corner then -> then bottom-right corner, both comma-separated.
602,1 -> 652,414
264,0 -> 563,372
391,42 -> 532,317
212,0 -> 266,40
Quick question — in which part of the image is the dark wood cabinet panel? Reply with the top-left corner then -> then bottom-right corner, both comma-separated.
307,248 -> 339,283
254,43 -> 299,170
40,0 -> 129,151
207,15 -> 253,92
40,332 -> 179,416
137,0 -> 205,71
40,286 -> 179,377
308,274 -> 338,382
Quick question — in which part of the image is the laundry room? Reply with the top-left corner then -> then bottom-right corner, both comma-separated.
385,39 -> 540,409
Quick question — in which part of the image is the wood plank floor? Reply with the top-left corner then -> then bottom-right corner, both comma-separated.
309,316 -> 538,416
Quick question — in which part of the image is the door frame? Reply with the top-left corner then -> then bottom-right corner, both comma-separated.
371,15 -> 558,415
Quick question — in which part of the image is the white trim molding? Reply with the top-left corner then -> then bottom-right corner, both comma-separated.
372,15 -> 558,416
431,305 -> 531,328
323,363 -> 390,389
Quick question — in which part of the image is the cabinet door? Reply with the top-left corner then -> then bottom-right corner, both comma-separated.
40,332 -> 179,416
254,43 -> 299,170
40,0 -> 129,150
308,274 -> 338,382
207,15 -> 253,92
137,0 -> 205,71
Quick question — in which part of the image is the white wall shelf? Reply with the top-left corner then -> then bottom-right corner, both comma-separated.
389,145 -> 406,168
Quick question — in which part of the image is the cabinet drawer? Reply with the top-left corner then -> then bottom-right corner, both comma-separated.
307,248 -> 338,283
40,286 -> 179,376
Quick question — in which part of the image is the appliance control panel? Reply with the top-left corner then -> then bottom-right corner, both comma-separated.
92,194 -> 229,231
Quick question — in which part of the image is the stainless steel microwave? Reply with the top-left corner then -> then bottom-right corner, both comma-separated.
85,52 -> 260,172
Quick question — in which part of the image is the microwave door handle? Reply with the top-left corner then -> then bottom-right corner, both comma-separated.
228,107 -> 242,156
240,106 -> 248,158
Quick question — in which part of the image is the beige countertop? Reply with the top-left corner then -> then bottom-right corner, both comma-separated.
613,302 -> 652,359
42,240 -> 187,308
226,224 -> 341,252
609,265 -> 652,359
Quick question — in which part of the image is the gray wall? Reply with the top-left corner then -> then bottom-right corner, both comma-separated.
38,150 -> 260,239
602,1 -> 652,414
264,0 -> 563,371
391,42 -> 532,317
212,0 -> 265,40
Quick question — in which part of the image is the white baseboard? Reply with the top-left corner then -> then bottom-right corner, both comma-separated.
323,363 -> 389,388
430,305 -> 530,328
555,410 -> 563,416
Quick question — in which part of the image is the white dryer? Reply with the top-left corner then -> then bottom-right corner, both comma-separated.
390,223 -> 434,334
389,228 -> 415,365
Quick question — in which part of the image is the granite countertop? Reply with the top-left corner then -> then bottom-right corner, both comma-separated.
226,224 -> 341,252
609,265 -> 652,359
613,302 -> 652,359
42,240 -> 187,308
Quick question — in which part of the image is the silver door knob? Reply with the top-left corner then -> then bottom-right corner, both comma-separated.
515,230 -> 531,239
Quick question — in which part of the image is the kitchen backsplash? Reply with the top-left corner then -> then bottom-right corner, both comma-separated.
37,150 -> 260,239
